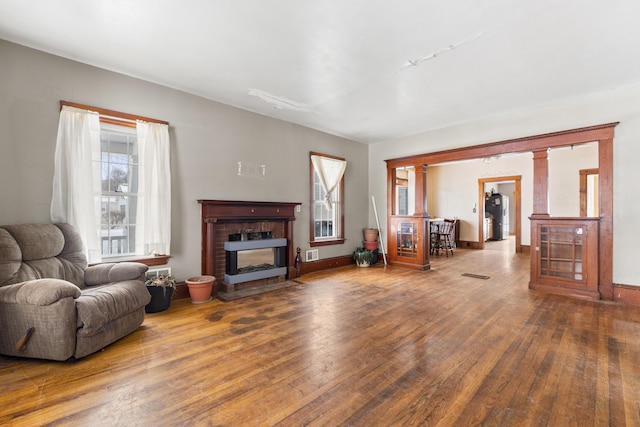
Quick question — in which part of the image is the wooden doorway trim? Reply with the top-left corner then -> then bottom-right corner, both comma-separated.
477,176 -> 522,253
579,168 -> 599,217
386,122 -> 617,300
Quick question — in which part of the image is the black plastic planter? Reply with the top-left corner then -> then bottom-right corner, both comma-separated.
145,286 -> 174,313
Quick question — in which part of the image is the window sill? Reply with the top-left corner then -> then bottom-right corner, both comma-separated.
90,255 -> 171,267
310,239 -> 345,247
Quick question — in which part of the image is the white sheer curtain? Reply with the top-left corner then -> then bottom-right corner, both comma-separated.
50,106 -> 102,262
311,154 -> 347,209
136,122 -> 171,256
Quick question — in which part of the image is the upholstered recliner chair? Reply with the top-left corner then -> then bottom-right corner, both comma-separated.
0,223 -> 151,361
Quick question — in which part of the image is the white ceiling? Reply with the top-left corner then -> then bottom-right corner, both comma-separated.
1,0 -> 639,144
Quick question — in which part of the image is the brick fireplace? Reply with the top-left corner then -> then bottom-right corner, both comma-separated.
198,200 -> 300,296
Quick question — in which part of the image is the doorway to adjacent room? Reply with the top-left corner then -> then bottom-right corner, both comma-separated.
477,175 -> 522,254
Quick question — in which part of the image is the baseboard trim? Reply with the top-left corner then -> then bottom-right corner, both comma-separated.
458,240 -> 482,249
299,254 -> 355,275
613,283 -> 640,305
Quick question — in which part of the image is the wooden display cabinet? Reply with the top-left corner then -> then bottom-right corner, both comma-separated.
529,217 -> 599,298
385,163 -> 431,270
388,215 -> 430,270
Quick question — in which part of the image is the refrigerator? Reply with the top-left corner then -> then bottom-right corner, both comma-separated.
485,193 -> 509,240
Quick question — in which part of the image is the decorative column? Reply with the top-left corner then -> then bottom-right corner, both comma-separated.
531,148 -> 550,217
414,164 -> 428,216
598,138 -> 614,300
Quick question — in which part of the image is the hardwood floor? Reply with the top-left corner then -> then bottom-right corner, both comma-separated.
2,245 -> 640,426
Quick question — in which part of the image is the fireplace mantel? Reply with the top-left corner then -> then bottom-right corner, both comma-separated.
198,200 -> 300,295
199,200 -> 299,223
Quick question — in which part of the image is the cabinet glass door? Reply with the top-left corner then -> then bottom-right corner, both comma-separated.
539,226 -> 583,281
397,221 -> 418,258
530,218 -> 598,298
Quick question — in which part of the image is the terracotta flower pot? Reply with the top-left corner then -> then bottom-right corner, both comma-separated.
363,240 -> 378,250
363,228 -> 379,242
186,275 -> 215,304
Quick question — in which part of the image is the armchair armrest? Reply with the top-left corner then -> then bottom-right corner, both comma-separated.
84,262 -> 149,286
0,279 -> 81,306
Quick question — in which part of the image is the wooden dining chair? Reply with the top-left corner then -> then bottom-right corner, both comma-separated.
430,221 -> 440,255
433,219 -> 455,257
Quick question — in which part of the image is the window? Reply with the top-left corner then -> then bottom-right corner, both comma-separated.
52,102 -> 171,263
313,171 -> 337,239
309,152 -> 346,246
100,124 -> 139,256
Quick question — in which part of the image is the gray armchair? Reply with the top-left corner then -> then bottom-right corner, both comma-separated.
0,223 -> 151,360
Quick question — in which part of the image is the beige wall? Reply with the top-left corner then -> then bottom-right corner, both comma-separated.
370,83 -> 640,287
426,154 -> 533,244
548,143 -> 599,217
0,40 -> 369,280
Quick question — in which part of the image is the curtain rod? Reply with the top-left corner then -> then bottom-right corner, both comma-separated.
60,101 -> 169,126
